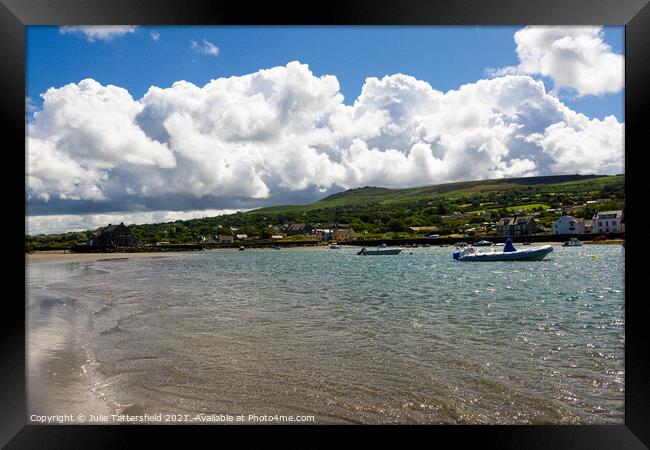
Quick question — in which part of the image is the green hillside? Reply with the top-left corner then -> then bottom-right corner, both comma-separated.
249,174 -> 620,214
26,174 -> 624,248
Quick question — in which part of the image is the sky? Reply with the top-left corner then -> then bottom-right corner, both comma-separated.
26,26 -> 625,234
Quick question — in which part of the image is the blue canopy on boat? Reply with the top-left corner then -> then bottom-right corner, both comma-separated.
504,238 -> 516,252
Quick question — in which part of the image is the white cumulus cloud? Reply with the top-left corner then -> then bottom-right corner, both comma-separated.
490,26 -> 623,97
26,61 -> 624,220
59,25 -> 137,42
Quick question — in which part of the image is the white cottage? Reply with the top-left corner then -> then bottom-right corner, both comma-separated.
553,215 -> 585,235
592,210 -> 623,234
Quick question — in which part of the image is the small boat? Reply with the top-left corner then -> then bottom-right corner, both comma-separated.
274,245 -> 282,250
329,242 -> 341,249
473,240 -> 492,246
453,238 -> 552,261
238,246 -> 245,251
453,241 -> 467,247
357,246 -> 403,255
563,238 -> 583,247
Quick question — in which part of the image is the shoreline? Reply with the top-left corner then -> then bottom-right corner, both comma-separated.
26,239 -> 623,264
25,251 -> 182,264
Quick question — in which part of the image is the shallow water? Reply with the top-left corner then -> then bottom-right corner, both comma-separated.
26,244 -> 625,424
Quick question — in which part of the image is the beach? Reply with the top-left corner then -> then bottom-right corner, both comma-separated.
26,251 -> 181,264
25,245 -> 624,424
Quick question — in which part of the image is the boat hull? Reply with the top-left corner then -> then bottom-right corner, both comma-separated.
358,249 -> 402,255
455,245 -> 553,261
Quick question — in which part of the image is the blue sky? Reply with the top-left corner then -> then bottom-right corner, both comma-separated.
26,26 -> 625,234
27,26 -> 624,121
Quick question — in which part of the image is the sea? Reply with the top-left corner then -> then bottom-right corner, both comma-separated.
26,244 -> 625,424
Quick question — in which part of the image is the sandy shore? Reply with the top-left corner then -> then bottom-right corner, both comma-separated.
25,250 -> 182,264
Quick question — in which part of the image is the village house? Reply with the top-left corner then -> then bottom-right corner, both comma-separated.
496,216 -> 537,236
89,223 -> 139,247
235,234 -> 248,240
217,234 -> 234,243
287,223 -> 315,235
592,210 -> 623,234
496,218 -> 514,236
514,217 -> 537,235
315,229 -> 335,241
334,228 -> 357,242
553,215 -> 585,235
270,225 -> 285,235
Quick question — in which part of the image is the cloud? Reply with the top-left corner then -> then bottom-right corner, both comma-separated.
59,25 -> 137,42
489,26 -> 623,97
26,209 -> 244,235
27,61 -> 624,223
191,39 -> 220,57
150,30 -> 160,42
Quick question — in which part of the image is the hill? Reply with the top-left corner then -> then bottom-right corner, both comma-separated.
248,174 -> 616,214
26,174 -> 624,248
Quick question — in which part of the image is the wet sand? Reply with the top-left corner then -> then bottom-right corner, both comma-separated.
26,251 -> 180,264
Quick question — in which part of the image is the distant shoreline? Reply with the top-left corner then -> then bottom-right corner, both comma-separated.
26,239 -> 624,264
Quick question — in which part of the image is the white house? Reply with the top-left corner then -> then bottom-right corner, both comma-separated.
592,210 -> 623,234
553,215 -> 585,235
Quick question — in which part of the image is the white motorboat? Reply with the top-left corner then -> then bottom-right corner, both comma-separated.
453,238 -> 552,261
329,242 -> 342,249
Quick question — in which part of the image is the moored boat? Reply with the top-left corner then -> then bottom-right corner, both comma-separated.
329,242 -> 341,249
453,238 -> 552,261
238,245 -> 245,251
563,237 -> 583,247
473,240 -> 492,246
357,246 -> 403,255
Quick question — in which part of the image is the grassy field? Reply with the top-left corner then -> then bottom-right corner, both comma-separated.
466,203 -> 551,214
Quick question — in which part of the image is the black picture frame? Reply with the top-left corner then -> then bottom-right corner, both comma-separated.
5,0 -> 649,447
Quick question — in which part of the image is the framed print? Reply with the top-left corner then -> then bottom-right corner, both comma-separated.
4,0 -> 649,447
